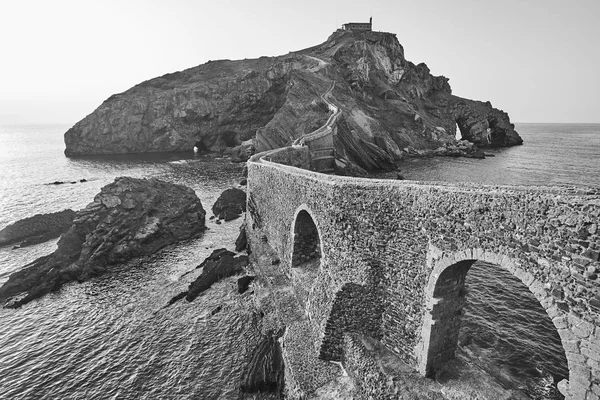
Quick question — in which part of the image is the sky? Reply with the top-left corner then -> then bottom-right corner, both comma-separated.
0,0 -> 598,125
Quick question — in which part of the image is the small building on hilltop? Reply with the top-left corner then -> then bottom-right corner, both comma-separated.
342,17 -> 372,31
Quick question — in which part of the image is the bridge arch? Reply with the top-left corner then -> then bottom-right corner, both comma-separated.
290,205 -> 324,315
417,247 -> 575,394
290,205 -> 323,271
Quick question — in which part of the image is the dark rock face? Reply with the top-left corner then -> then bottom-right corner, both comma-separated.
235,223 -> 248,252
64,29 -> 522,171
237,276 -> 255,294
186,248 -> 248,301
240,330 -> 285,397
0,209 -> 76,248
212,187 -> 247,221
0,177 -> 205,308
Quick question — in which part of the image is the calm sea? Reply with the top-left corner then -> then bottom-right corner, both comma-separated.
0,123 -> 598,399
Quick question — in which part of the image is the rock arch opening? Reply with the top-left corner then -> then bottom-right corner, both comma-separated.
455,122 -> 462,140
419,258 -> 568,398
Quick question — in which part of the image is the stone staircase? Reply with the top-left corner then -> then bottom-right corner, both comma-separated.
293,79 -> 340,174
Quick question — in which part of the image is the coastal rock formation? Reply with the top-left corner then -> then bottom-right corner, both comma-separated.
212,187 -> 247,221
64,30 -> 522,171
185,248 -> 248,301
0,209 -> 76,248
0,177 -> 206,308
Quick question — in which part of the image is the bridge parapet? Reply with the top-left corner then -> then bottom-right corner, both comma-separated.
247,152 -> 600,399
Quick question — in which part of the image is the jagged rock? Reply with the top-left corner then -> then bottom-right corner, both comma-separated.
212,187 -> 246,221
235,222 -> 248,252
0,209 -> 76,248
63,29 -> 522,172
185,248 -> 248,301
0,177 -> 206,308
237,276 -> 255,294
240,331 -> 285,396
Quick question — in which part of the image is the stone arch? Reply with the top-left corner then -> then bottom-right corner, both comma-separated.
290,205 -> 323,271
417,248 -> 573,392
289,205 -> 323,311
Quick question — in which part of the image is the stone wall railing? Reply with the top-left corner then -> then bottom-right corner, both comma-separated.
247,146 -> 600,399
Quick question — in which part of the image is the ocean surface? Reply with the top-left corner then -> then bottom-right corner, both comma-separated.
0,123 -> 598,399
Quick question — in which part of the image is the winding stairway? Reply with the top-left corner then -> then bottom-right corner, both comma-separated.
293,80 -> 341,173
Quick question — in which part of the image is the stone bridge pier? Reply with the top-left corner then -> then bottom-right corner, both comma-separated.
247,150 -> 600,399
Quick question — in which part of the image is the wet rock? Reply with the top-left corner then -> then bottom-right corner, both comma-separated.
238,276 -> 255,294
463,150 -> 486,159
212,187 -> 246,221
0,209 -> 76,248
239,178 -> 248,186
185,248 -> 248,301
235,223 -> 248,252
0,177 -> 206,308
240,330 -> 285,396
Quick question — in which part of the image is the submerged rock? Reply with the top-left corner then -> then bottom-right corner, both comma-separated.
0,209 -> 76,248
212,187 -> 247,221
0,177 -> 206,308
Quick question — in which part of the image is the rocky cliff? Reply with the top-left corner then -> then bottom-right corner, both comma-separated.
0,177 -> 206,308
64,30 -> 522,170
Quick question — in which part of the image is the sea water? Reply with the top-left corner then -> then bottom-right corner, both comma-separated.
0,123 -> 598,399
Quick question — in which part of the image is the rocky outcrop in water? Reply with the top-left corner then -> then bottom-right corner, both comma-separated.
0,209 -> 76,248
185,248 -> 248,301
0,177 -> 206,308
240,330 -> 285,398
212,187 -> 247,221
64,30 -> 521,171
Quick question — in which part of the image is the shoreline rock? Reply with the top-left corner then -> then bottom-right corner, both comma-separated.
0,209 -> 76,248
212,187 -> 247,221
186,248 -> 248,301
0,177 -> 206,308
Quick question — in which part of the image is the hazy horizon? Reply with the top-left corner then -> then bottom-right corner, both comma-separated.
1,0 -> 599,125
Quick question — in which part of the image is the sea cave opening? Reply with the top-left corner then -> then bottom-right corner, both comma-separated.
422,259 -> 568,399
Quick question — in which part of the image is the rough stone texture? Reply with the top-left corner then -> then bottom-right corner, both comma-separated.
212,187 -> 247,221
0,177 -> 206,308
0,209 -> 76,247
64,30 -> 521,173
319,282 -> 384,362
247,149 -> 600,399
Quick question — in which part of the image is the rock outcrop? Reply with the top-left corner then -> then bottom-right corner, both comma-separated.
212,187 -> 247,221
0,177 -> 206,308
64,29 -> 522,171
0,209 -> 76,248
185,248 -> 248,301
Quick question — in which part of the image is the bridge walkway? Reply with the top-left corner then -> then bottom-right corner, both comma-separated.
293,79 -> 341,173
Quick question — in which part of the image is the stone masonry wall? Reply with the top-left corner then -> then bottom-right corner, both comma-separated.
319,283 -> 384,362
247,156 -> 600,400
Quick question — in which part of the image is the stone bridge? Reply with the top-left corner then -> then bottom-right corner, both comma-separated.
246,150 -> 600,399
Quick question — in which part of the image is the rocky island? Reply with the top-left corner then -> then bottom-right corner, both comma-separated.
64,28 -> 522,172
